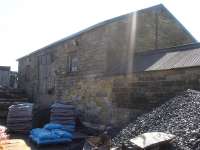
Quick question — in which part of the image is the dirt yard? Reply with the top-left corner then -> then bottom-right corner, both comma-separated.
0,119 -> 85,150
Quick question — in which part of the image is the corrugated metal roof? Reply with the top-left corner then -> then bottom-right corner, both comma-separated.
134,43 -> 200,72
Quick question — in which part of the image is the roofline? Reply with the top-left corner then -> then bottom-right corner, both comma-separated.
17,12 -> 131,61
0,66 -> 10,71
135,65 -> 200,73
161,4 -> 197,43
135,42 -> 200,56
17,4 -> 197,61
17,4 -> 164,61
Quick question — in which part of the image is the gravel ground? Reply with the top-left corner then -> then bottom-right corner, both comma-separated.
112,89 -> 200,150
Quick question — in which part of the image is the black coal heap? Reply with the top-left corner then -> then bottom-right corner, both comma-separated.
112,89 -> 200,150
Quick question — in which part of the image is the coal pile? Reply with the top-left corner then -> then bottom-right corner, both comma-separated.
50,101 -> 76,126
7,103 -> 33,133
112,89 -> 200,150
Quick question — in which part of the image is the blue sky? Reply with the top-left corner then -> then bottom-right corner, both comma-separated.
0,0 -> 200,71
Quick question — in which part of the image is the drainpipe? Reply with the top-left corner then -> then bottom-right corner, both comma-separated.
155,8 -> 159,49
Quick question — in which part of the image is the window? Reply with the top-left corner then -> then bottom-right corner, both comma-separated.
25,65 -> 31,81
47,77 -> 55,95
67,52 -> 78,73
39,53 -> 54,65
46,55 -> 51,64
41,55 -> 47,65
28,57 -> 32,62
47,53 -> 55,64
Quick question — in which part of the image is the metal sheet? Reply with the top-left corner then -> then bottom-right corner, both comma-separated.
134,46 -> 200,72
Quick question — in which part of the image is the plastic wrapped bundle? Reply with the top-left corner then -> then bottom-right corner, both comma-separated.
50,102 -> 76,126
7,103 -> 33,134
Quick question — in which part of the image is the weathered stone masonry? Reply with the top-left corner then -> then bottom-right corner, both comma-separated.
17,4 -> 197,126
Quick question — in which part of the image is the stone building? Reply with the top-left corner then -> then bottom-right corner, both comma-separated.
0,66 -> 10,87
17,4 -> 198,126
0,66 -> 17,88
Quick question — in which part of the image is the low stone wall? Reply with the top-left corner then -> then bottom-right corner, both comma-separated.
59,67 -> 200,127
61,76 -> 139,127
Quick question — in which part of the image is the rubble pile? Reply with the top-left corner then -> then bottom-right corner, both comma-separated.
50,101 -> 76,126
112,89 -> 200,150
7,103 -> 33,134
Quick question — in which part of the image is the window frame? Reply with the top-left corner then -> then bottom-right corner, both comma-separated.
66,52 -> 79,74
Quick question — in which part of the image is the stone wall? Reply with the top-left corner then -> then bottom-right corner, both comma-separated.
134,5 -> 195,52
18,47 -> 58,104
58,67 -> 200,126
114,67 -> 200,110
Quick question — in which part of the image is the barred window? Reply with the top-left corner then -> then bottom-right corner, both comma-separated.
67,52 -> 78,73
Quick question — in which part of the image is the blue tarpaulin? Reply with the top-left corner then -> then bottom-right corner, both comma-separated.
30,123 -> 75,145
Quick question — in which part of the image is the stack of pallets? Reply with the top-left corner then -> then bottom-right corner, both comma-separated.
50,101 -> 76,126
7,103 -> 33,134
